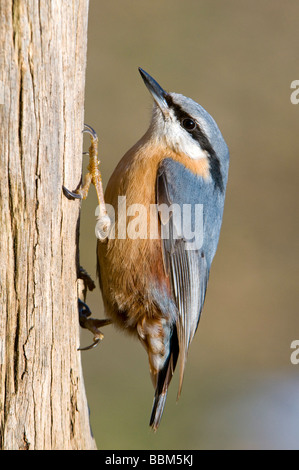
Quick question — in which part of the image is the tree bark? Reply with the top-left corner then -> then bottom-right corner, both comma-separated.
0,0 -> 96,449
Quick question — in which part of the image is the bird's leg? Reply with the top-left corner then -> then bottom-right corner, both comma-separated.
63,125 -> 113,349
62,124 -> 96,200
77,266 -> 112,351
63,124 -> 111,239
63,125 -> 105,203
83,125 -> 112,240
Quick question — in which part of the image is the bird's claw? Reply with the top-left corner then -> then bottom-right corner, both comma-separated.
78,299 -> 112,351
78,337 -> 102,351
83,123 -> 98,141
62,185 -> 83,200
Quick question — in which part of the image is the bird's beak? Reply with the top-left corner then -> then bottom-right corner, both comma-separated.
138,68 -> 169,114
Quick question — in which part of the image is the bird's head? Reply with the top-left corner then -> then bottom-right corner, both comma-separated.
139,68 -> 229,183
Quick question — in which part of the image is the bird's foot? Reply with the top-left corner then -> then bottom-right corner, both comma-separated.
78,299 -> 112,351
62,124 -> 102,202
62,124 -> 111,238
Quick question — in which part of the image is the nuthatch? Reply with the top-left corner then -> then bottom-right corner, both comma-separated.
64,69 -> 229,430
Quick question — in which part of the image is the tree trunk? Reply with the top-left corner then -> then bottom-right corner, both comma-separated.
0,0 -> 96,450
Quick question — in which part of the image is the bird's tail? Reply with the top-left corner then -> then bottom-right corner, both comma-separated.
149,390 -> 168,432
149,326 -> 179,431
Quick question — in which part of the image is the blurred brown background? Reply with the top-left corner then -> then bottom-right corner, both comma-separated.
79,0 -> 299,449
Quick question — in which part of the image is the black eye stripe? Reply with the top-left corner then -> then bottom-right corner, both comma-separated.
165,94 -> 213,152
165,94 -> 210,150
165,94 -> 224,192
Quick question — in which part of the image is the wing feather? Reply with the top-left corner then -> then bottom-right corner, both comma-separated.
156,157 -> 224,395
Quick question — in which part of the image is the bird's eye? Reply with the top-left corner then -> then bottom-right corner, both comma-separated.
182,118 -> 196,131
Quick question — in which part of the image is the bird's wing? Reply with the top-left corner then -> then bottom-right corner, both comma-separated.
156,157 -> 225,396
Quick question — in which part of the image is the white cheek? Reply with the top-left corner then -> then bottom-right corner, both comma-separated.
177,134 -> 207,160
164,120 -> 207,160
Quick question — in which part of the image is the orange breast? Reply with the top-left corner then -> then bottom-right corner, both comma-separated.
97,134 -> 210,333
